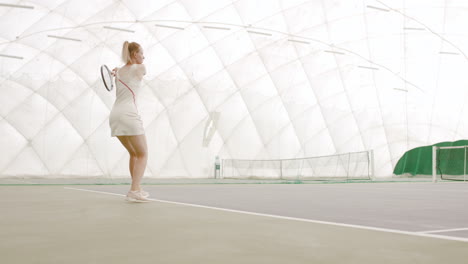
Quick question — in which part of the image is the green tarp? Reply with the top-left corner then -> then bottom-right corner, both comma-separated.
393,140 -> 468,176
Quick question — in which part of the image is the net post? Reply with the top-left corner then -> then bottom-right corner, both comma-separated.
465,146 -> 467,182
432,146 -> 437,183
280,160 -> 283,180
214,156 -> 220,179
220,158 -> 224,179
370,150 -> 375,180
346,152 -> 350,181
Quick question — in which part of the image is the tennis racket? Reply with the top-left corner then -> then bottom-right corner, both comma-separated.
100,64 -> 114,92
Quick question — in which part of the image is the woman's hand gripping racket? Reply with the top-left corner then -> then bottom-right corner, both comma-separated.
100,65 -> 117,92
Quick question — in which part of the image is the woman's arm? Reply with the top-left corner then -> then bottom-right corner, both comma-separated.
140,64 -> 146,76
137,64 -> 146,79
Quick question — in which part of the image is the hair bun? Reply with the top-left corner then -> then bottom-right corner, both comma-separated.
121,41 -> 141,64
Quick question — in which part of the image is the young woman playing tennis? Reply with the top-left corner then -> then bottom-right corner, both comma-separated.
109,41 -> 149,202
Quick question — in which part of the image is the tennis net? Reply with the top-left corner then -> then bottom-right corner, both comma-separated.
221,150 -> 374,181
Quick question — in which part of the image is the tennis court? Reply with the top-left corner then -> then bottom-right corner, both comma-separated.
1,181 -> 467,263
2,0 -> 468,263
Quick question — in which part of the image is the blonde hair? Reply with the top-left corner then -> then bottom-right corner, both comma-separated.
122,41 -> 141,63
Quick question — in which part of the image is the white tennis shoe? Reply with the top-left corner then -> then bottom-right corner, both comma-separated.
126,190 -> 150,202
140,190 -> 149,198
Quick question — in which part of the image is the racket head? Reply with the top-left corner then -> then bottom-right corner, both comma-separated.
100,65 -> 114,92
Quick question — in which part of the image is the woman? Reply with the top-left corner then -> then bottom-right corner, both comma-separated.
109,41 -> 149,202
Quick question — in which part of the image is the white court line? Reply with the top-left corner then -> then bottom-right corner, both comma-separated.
65,187 -> 126,197
311,185 -> 468,193
65,187 -> 468,243
419,227 -> 468,234
356,188 -> 468,193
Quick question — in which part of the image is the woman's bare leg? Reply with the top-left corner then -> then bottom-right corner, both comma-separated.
117,136 -> 136,180
117,134 -> 148,191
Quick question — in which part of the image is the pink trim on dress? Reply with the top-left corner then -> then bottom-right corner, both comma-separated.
118,79 -> 139,113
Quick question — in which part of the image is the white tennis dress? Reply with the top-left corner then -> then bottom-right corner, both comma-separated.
109,64 -> 146,137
